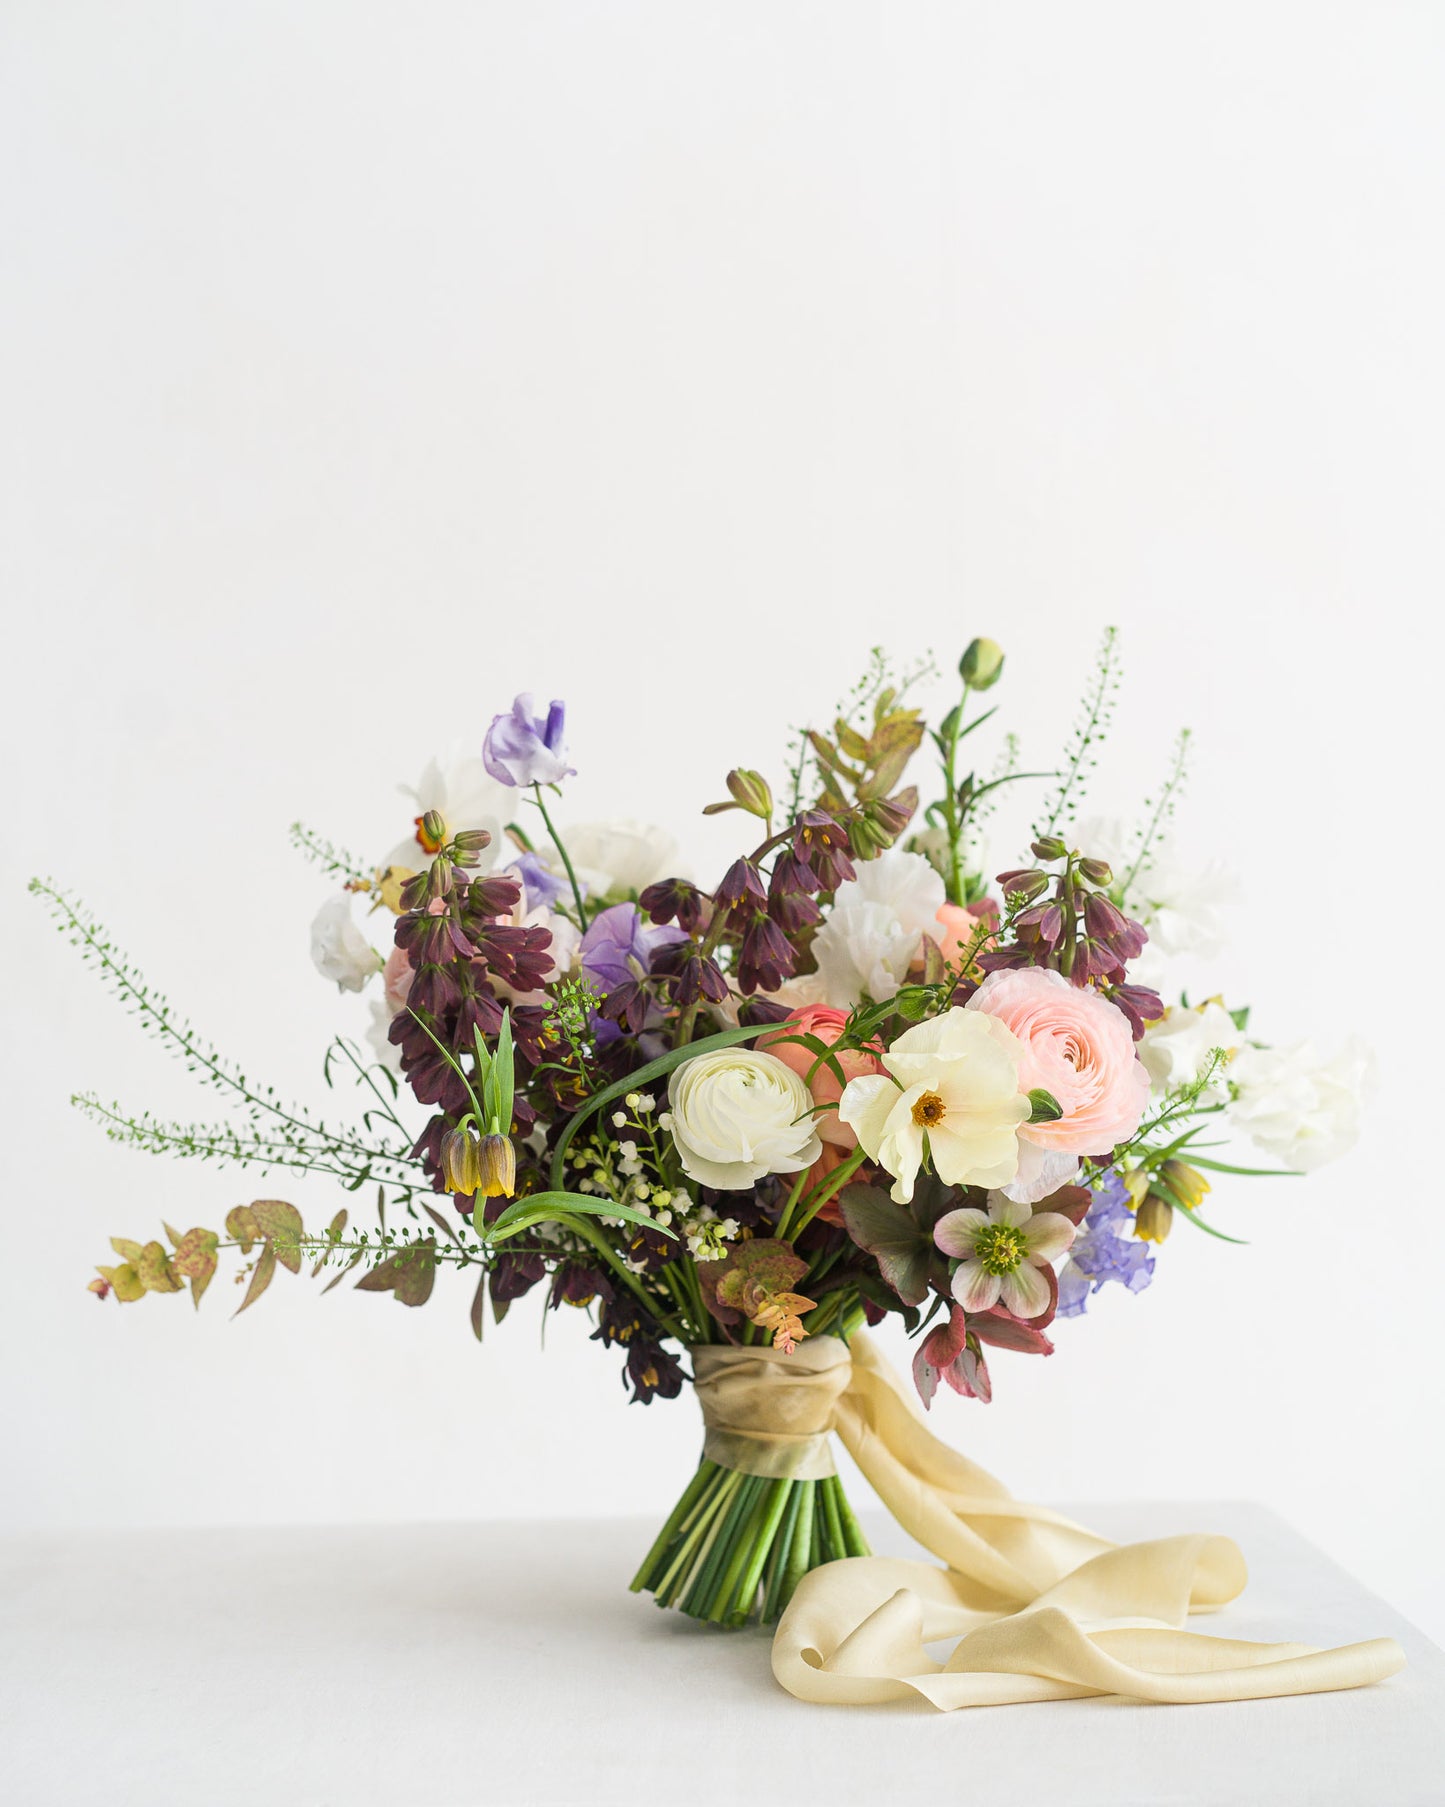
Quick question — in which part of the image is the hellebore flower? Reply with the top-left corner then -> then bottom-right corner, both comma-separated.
934,1192 -> 1076,1319
483,694 -> 575,788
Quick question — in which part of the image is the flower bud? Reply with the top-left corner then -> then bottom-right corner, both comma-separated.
440,1126 -> 482,1194
417,810 -> 448,854
1134,1195 -> 1173,1242
725,768 -> 773,820
1077,857 -> 1113,887
1160,1160 -> 1210,1213
1121,1168 -> 1151,1211
1030,836 -> 1068,863
476,1135 -> 517,1199
867,787 -> 917,841
452,828 -> 492,854
998,868 -> 1048,904
959,638 -> 1005,691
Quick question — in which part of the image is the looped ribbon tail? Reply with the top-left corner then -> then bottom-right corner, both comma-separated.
694,1332 -> 1406,1710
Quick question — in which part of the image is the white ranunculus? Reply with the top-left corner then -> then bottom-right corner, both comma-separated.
383,754 -> 513,875
1227,1038 -> 1374,1172
812,849 -> 946,1006
667,1048 -> 821,1191
1139,1001 -> 1242,1098
310,895 -> 382,993
545,819 -> 682,899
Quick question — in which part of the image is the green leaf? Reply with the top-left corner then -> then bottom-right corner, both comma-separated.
1027,1088 -> 1063,1124
548,1025 -> 774,1188
486,1191 -> 678,1244
353,1241 -> 437,1306
110,1237 -> 144,1264
136,1241 -> 182,1294
226,1205 -> 260,1253
97,1262 -> 146,1303
1176,1157 -> 1298,1178
1164,1199 -> 1249,1245
469,1271 -> 487,1343
171,1228 -> 220,1311
233,1241 -> 277,1316
838,1184 -> 936,1307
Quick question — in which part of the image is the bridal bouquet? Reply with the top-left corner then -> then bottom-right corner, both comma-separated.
34,630 -> 1372,1642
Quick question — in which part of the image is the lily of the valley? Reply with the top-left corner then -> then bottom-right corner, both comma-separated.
836,1006 -> 1028,1203
934,1192 -> 1076,1317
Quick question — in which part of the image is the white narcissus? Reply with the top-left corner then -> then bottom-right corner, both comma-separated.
837,1007 -> 1028,1204
811,849 -> 946,1006
545,819 -> 683,899
384,754 -> 513,876
667,1048 -> 822,1192
933,1193 -> 1077,1318
309,895 -> 383,993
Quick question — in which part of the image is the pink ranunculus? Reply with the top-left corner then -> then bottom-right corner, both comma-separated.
965,967 -> 1149,1202
762,1004 -> 886,1149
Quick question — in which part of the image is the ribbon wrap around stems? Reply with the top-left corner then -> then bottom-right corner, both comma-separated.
695,1332 -> 1405,1708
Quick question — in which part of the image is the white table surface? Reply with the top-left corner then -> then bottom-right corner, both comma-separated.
2,1502 -> 1440,1807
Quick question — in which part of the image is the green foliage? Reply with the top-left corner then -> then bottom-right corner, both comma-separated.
288,823 -> 376,887
1034,625 -> 1123,838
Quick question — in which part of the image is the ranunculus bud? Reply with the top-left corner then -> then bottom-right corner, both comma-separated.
476,1134 -> 517,1199
960,637 -> 1005,691
1134,1194 -> 1173,1242
440,1126 -> 482,1194
1030,836 -> 1068,862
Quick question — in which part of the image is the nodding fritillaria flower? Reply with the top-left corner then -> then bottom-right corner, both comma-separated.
933,1193 -> 1076,1318
483,693 -> 575,788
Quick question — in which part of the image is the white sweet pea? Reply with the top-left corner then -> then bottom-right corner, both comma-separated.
1227,1038 -> 1374,1172
838,1007 -> 1028,1203
1139,1001 -> 1242,1098
666,1048 -> 821,1191
545,819 -> 682,899
1132,856 -> 1238,963
309,895 -> 382,993
812,849 -> 946,1006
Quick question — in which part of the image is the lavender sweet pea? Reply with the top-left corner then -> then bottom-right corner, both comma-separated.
579,901 -> 686,993
483,694 -> 575,788
1056,1171 -> 1155,1317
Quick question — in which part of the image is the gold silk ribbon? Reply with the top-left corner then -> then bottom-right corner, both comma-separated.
695,1333 -> 1407,1708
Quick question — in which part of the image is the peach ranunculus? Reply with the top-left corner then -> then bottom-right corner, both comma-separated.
964,967 -> 1149,1203
381,944 -> 415,1014
762,1005 -> 886,1149
801,1141 -> 855,1226
931,898 -> 998,971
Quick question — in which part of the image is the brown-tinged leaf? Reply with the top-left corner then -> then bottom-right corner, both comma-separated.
171,1228 -> 220,1310
250,1200 -> 304,1274
110,1238 -> 144,1264
320,1248 -> 365,1294
97,1263 -> 146,1304
162,1222 -> 184,1248
136,1241 -> 182,1294
469,1270 -> 487,1342
226,1204 -> 260,1253
835,720 -> 870,761
233,1241 -> 277,1317
838,1184 -> 935,1307
391,1240 -> 437,1307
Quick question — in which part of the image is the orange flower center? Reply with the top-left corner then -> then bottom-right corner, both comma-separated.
911,1090 -> 947,1128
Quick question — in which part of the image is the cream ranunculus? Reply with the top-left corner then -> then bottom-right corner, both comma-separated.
309,895 -> 383,993
811,849 -> 946,1006
667,1048 -> 822,1191
837,1007 -> 1028,1204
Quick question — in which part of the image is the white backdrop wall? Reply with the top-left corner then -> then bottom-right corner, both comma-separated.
4,4 -> 1443,1639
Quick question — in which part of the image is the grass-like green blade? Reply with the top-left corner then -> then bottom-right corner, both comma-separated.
485,1190 -> 678,1243
548,1024 -> 772,1188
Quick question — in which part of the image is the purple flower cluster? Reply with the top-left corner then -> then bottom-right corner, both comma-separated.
1056,1171 -> 1155,1317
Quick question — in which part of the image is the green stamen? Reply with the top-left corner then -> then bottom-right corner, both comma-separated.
974,1225 -> 1026,1276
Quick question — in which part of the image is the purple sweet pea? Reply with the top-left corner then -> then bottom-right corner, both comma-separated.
1056,1171 -> 1155,1318
509,850 -> 567,912
483,694 -> 575,788
578,902 -> 685,994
